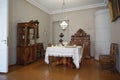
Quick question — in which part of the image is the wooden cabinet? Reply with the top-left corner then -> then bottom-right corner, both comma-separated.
17,20 -> 39,65
70,29 -> 90,58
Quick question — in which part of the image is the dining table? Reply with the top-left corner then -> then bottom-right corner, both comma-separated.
45,45 -> 83,69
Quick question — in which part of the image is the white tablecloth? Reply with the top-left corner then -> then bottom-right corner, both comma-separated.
45,46 -> 83,69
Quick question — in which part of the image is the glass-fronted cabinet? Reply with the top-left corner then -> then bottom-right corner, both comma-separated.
17,20 -> 39,65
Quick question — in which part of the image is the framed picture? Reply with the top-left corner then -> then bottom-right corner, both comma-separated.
108,0 -> 119,21
117,0 -> 120,15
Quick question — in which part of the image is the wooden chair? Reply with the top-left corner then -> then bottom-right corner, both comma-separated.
46,43 -> 60,63
37,43 -> 45,59
99,43 -> 118,71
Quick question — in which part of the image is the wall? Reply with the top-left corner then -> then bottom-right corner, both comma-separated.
110,18 -> 120,72
49,7 -> 105,57
95,9 -> 111,60
9,0 -> 50,65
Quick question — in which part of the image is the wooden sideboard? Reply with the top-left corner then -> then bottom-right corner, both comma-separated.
70,28 -> 90,58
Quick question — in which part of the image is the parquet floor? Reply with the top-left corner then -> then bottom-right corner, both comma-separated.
0,59 -> 120,80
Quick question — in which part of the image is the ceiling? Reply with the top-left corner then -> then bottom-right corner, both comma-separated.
26,0 -> 107,14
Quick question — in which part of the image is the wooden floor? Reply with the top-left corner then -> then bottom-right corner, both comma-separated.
0,59 -> 120,80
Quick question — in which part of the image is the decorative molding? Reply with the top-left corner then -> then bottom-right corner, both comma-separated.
26,0 -> 51,14
95,9 -> 109,15
51,3 -> 106,14
26,0 -> 106,14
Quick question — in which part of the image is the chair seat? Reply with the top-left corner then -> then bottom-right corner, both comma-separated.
100,55 -> 112,63
99,55 -> 110,58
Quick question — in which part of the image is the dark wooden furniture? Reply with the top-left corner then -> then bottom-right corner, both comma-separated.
51,57 -> 74,68
36,43 -> 45,59
17,20 -> 39,65
99,43 -> 118,71
51,29 -> 91,68
70,28 -> 90,58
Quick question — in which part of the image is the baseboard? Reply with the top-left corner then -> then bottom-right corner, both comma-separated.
8,64 -> 16,68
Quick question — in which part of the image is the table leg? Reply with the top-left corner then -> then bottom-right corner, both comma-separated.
51,57 -> 74,68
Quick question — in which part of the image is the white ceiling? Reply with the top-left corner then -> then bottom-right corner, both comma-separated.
26,0 -> 107,14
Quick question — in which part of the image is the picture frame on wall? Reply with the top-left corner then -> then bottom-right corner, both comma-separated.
117,0 -> 120,15
108,0 -> 120,22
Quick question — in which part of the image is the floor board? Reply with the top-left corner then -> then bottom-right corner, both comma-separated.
0,59 -> 120,80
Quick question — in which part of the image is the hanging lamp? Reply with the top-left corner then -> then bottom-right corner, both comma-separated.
60,0 -> 68,30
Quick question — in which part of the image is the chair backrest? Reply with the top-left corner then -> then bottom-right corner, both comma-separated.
47,43 -> 52,47
37,43 -> 44,50
110,43 -> 118,65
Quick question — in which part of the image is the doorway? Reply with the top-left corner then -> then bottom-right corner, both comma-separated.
0,0 -> 9,73
52,20 -> 69,45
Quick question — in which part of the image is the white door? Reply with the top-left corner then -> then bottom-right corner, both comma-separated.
0,0 -> 8,73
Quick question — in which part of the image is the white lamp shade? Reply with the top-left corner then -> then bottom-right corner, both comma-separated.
60,21 -> 68,30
